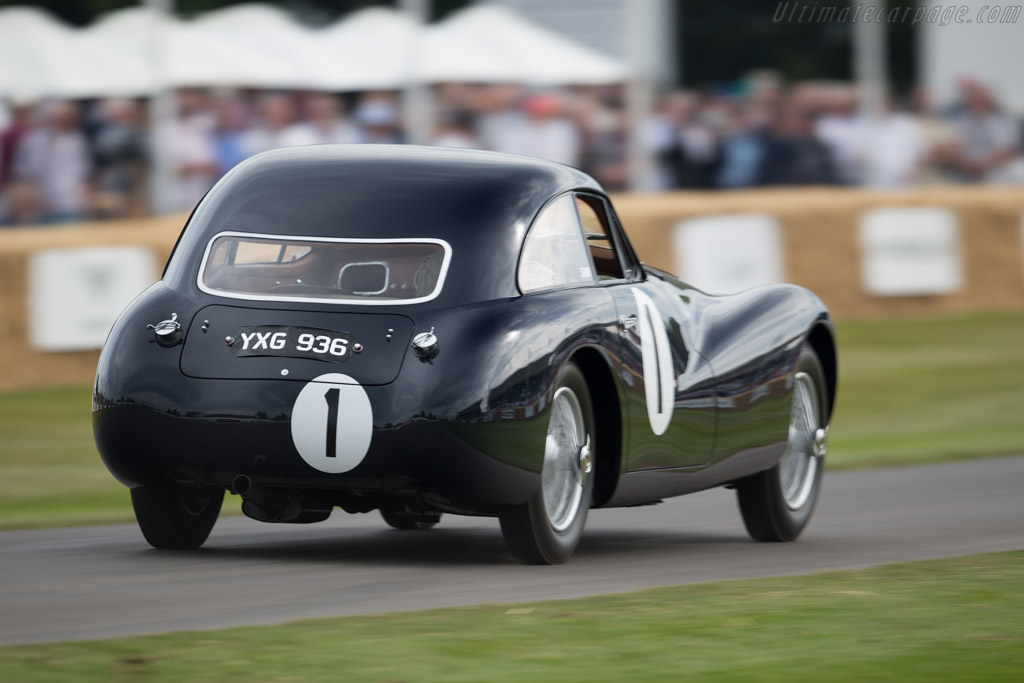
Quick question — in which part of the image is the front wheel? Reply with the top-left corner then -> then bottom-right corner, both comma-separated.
736,344 -> 829,542
499,361 -> 595,564
130,485 -> 224,549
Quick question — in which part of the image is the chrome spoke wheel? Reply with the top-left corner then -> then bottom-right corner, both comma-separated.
736,345 -> 830,543
778,371 -> 824,510
542,387 -> 591,532
499,361 -> 595,564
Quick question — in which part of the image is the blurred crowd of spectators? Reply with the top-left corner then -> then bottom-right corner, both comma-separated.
647,76 -> 1024,190
1,76 -> 1022,225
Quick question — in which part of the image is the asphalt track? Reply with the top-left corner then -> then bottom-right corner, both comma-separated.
2,455 -> 1022,645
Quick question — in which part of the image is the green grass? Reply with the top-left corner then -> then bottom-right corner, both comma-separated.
1,551 -> 1022,681
1,310 -> 1022,530
0,385 -> 131,530
829,310 -> 1024,468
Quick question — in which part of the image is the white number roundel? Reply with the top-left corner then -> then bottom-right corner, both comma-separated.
291,373 -> 373,474
632,288 -> 675,436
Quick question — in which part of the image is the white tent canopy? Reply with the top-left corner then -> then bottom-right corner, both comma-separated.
194,4 -> 327,89
90,7 -> 303,91
0,3 -> 627,98
313,8 -> 417,91
0,7 -> 151,98
419,5 -> 627,85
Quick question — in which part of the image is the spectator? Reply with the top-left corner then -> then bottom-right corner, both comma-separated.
14,100 -> 92,223
717,105 -> 767,189
242,92 -> 315,157
758,106 -> 837,186
1,95 -> 37,224
211,93 -> 249,177
297,93 -> 361,145
493,93 -> 580,167
815,86 -> 862,184
645,94 -> 686,189
353,93 -> 403,144
575,92 -> 627,189
476,83 -> 527,153
173,89 -> 218,210
435,82 -> 477,118
432,110 -> 479,149
949,79 -> 1024,184
909,86 -> 960,185
659,92 -> 720,189
91,98 -> 148,218
858,97 -> 929,188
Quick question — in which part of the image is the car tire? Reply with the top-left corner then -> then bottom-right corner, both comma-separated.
380,508 -> 442,530
130,485 -> 224,549
736,344 -> 829,542
499,361 -> 595,564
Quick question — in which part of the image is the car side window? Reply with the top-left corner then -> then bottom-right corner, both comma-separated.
574,194 -> 627,280
518,194 -> 596,293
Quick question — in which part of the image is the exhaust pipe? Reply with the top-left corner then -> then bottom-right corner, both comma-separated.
231,474 -> 253,495
231,474 -> 330,524
232,474 -> 270,506
232,474 -> 276,517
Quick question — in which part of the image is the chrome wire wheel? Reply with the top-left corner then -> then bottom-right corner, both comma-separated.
778,371 -> 826,511
499,361 -> 595,564
541,387 -> 593,532
736,344 -> 829,543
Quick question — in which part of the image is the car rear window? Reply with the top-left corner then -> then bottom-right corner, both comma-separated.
198,232 -> 451,305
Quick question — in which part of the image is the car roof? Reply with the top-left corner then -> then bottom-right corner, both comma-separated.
164,145 -> 605,307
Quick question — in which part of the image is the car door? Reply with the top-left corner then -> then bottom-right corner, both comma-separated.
572,193 -> 716,470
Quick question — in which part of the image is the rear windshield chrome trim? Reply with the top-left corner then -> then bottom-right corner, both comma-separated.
196,231 -> 452,306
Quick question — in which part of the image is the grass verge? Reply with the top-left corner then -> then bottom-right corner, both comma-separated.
1,551 -> 1022,681
0,385 -> 130,530
1,310 -> 1022,530
828,310 -> 1024,468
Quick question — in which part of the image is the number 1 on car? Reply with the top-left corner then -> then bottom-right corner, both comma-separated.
323,387 -> 340,458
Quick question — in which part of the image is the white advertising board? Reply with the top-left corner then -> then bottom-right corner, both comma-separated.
671,213 -> 784,294
859,207 -> 963,297
29,246 -> 155,352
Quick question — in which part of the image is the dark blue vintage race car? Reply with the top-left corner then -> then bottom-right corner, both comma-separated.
94,146 -> 836,564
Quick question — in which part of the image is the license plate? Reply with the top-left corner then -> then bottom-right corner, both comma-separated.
232,325 -> 356,363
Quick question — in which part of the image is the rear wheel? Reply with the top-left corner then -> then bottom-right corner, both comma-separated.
130,486 -> 224,549
499,362 -> 595,564
736,345 -> 829,542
